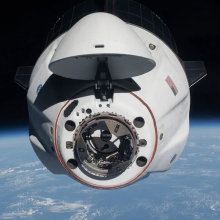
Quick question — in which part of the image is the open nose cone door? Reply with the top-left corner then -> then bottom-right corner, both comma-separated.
49,13 -> 156,80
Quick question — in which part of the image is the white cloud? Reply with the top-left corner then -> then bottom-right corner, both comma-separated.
32,197 -> 93,213
187,142 -> 197,147
91,209 -> 102,218
0,172 -> 53,192
210,205 -> 216,211
161,168 -> 220,178
46,184 -> 76,193
16,170 -> 30,174
0,169 -> 14,177
16,161 -> 40,169
34,167 -> 46,171
34,197 -> 56,206
7,196 -> 93,219
0,161 -> 41,177
47,203 -> 92,213
17,167 -> 46,173
0,161 -> 47,182
70,206 -> 91,220
76,188 -> 102,195
80,189 -> 96,194
0,209 -> 39,219
198,170 -> 220,177
187,153 -> 199,157
178,158 -> 187,161
166,170 -> 195,176
175,186 -> 220,217
16,168 -> 46,174
208,145 -> 220,151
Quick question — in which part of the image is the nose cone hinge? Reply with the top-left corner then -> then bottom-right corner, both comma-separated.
94,58 -> 113,101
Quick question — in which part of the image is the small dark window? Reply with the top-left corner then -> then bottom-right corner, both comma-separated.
50,127 -> 53,135
133,117 -> 145,128
67,159 -> 78,169
136,156 -> 147,167
95,44 -> 104,48
65,120 -> 76,131
86,108 -> 92,114
51,146 -> 55,153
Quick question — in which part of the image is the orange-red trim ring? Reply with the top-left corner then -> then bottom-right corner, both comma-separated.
54,86 -> 158,189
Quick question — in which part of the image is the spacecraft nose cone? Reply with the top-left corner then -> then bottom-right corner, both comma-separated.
49,13 -> 155,80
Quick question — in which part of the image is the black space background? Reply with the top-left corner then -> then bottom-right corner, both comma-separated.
1,0 -> 220,129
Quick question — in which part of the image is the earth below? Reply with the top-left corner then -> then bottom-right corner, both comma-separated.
0,120 -> 220,220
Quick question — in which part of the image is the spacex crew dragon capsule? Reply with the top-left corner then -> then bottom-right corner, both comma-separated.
14,0 -> 207,189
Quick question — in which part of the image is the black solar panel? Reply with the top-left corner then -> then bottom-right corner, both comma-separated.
183,61 -> 207,87
71,15 -> 84,27
129,1 -> 141,17
116,11 -> 128,22
53,18 -> 62,35
129,13 -> 141,26
74,2 -> 86,18
85,0 -> 97,13
14,66 -> 33,90
107,1 -> 114,13
152,13 -> 162,32
116,0 -> 128,12
141,5 -> 152,22
142,18 -> 153,32
63,8 -> 73,25
60,21 -> 71,34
